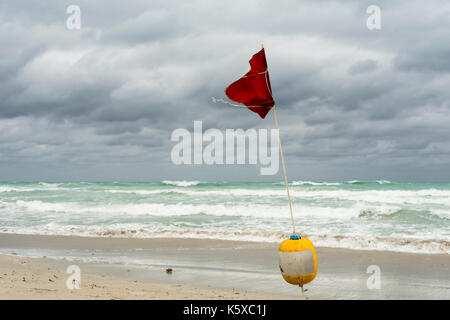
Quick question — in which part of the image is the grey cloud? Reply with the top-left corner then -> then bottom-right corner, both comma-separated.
348,59 -> 379,74
100,9 -> 186,44
0,0 -> 449,182
395,46 -> 450,73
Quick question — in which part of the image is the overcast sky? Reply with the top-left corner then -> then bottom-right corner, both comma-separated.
0,0 -> 449,182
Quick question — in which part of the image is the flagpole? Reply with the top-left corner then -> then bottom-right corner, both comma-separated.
272,105 -> 296,235
261,45 -> 296,234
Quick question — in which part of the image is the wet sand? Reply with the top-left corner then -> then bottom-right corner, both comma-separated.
0,233 -> 449,299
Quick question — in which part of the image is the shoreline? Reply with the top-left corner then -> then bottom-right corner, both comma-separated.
0,232 -> 447,254
0,233 -> 449,299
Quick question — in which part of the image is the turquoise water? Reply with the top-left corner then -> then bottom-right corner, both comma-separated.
0,180 -> 449,254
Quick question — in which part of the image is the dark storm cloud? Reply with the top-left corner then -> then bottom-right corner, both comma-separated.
0,0 -> 449,181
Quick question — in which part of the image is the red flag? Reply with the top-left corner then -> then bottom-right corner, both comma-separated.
225,48 -> 275,119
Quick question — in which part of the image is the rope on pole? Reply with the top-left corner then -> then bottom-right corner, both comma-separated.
273,105 -> 296,234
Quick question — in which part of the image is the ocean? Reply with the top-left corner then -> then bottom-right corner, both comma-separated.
0,181 -> 449,254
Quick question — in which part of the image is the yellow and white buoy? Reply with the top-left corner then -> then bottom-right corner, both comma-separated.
279,234 -> 318,297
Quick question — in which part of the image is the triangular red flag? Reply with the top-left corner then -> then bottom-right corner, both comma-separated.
225,48 -> 275,119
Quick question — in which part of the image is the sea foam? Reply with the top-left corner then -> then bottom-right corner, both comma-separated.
0,181 -> 449,254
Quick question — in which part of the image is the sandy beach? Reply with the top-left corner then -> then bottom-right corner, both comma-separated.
0,253 -> 290,300
0,233 -> 448,300
0,234 -> 294,300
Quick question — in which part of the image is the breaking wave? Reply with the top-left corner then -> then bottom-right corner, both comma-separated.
0,181 -> 449,254
161,180 -> 203,187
